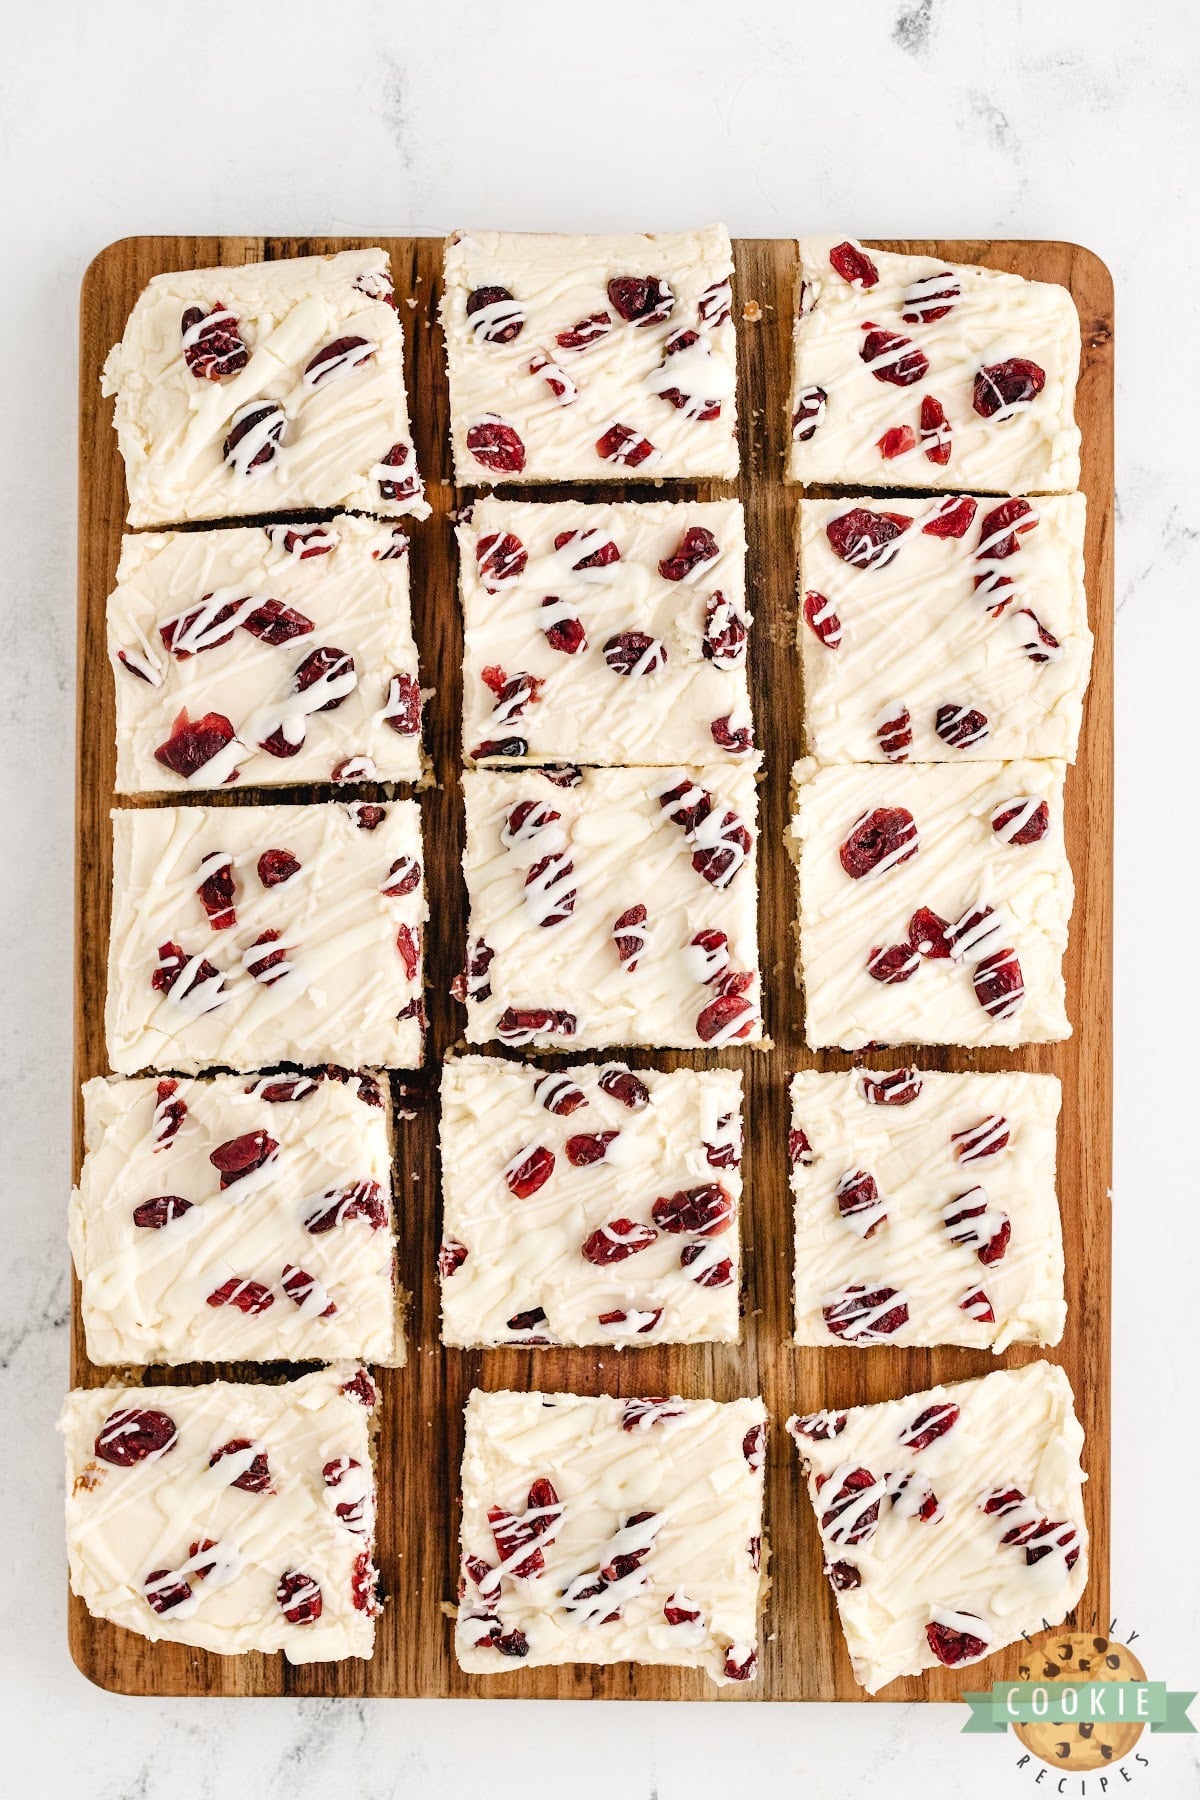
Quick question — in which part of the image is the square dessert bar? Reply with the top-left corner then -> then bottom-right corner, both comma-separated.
456,1389 -> 766,1684
799,494 -> 1092,764
790,1067 -> 1064,1350
108,513 -> 423,793
790,758 -> 1072,1049
440,1056 -> 743,1347
60,1365 -> 381,1663
459,498 -> 755,768
789,237 -> 1081,494
105,799 -> 427,1074
70,1069 -> 400,1366
787,1361 -> 1088,1694
459,764 -> 762,1051
442,227 -> 738,483
102,248 -> 427,526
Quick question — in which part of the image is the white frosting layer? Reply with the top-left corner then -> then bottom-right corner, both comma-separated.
442,228 -> 739,482
60,1365 -> 380,1663
460,765 -> 763,1050
788,237 -> 1081,493
798,494 -> 1092,762
108,514 -> 422,792
456,1389 -> 766,1683
790,757 -> 1072,1048
70,1071 -> 400,1365
102,249 -> 427,525
790,1068 -> 1064,1349
459,498 -> 755,768
440,1056 -> 742,1347
106,800 -> 427,1073
787,1361 -> 1088,1694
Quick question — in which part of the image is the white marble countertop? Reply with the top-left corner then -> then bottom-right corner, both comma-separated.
3,1 -> 1198,1794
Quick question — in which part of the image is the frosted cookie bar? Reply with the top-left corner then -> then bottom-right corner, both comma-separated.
787,1361 -> 1087,1694
442,228 -> 738,483
459,498 -> 754,768
789,1068 -> 1064,1350
103,248 -> 427,526
440,1056 -> 742,1347
106,800 -> 426,1074
60,1365 -> 381,1663
789,238 -> 1081,494
790,758 -> 1072,1049
458,765 -> 762,1051
456,1389 -> 766,1683
70,1069 -> 399,1366
109,514 -> 423,793
799,494 -> 1091,763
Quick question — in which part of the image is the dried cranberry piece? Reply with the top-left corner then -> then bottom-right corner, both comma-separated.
210,1438 -> 273,1491
792,385 -> 827,441
304,336 -> 375,384
338,1370 -> 377,1408
664,1592 -> 703,1625
181,303 -> 249,380
992,798 -> 1049,845
209,1130 -> 277,1188
553,527 -> 621,570
117,647 -> 159,682
154,710 -> 238,781
95,1408 -> 178,1465
377,670 -> 420,738
959,1286 -> 995,1321
151,1080 -> 187,1157
151,941 -> 222,1002
828,242 -> 878,287
496,1006 -> 577,1045
595,422 -> 656,467
294,646 -> 355,711
836,1169 -> 886,1237
438,1239 -> 468,1278
240,598 -> 315,646
607,275 -> 674,325
598,1066 -> 650,1110
973,948 -> 1024,1020
789,1410 -> 847,1441
223,401 -> 284,472
952,1116 -> 1010,1163
466,285 -> 525,343
861,1068 -> 922,1106
926,1616 -> 989,1666
789,1127 -> 814,1166
978,497 -> 1037,559
258,722 -> 304,760
505,1307 -> 548,1335
467,417 -> 526,473
702,592 -> 747,666
840,807 -> 918,879
687,927 -> 730,985
652,1182 -> 732,1237
876,704 -> 913,762
697,992 -> 756,1042
143,1568 -> 193,1614
277,1571 -> 323,1625
504,1144 -> 555,1199
350,803 -> 387,831
691,810 -> 752,890
860,326 -> 929,387
935,703 -> 989,749
376,441 -> 419,501
382,854 -> 422,898
529,352 -> 578,401
819,1467 -> 884,1544
698,277 -> 733,326
704,1113 -> 742,1169
823,1284 -> 909,1341
923,500 -> 981,547
659,526 -> 720,583
196,858 -> 236,930
680,1243 -> 734,1287
395,922 -> 421,981
541,600 -> 587,654
275,524 -> 338,559
944,1188 -> 1012,1264
351,1548 -> 379,1613
206,1277 -> 274,1314
973,358 -> 1046,417
657,774 -> 713,835
556,311 -> 612,351
710,713 -> 753,756
532,1071 -> 586,1116
866,943 -> 920,984
280,1264 -> 336,1317
566,1131 -> 618,1167
502,798 -> 561,844
255,849 -> 300,890
621,1398 -> 686,1431
901,1404 -> 960,1452
902,272 -> 960,323
1014,608 -> 1062,663
476,530 -> 528,589
303,1180 -> 387,1233
581,1217 -> 657,1265
826,507 -> 912,568
918,394 -> 953,466
612,904 -> 648,971
488,1477 -> 562,1577
724,1645 -> 758,1682
826,1560 -> 861,1592
877,424 -> 917,459
600,1510 -> 659,1581
598,1306 -> 663,1335
160,595 -> 243,659
907,906 -> 953,960
603,630 -> 667,676
133,1195 -> 193,1229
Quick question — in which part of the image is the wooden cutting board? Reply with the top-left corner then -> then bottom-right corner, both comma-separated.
72,236 -> 1113,1700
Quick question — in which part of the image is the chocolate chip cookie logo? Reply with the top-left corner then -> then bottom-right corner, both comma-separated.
1013,1632 -> 1149,1770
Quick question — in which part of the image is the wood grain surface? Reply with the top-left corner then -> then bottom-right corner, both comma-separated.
72,235 -> 1113,1700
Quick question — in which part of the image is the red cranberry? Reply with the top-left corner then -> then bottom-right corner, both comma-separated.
826,507 -> 912,568
973,358 -> 1046,417
699,277 -> 733,326
652,1182 -> 732,1236
595,423 -> 656,467
581,1218 -> 658,1265
907,906 -> 953,959
613,904 -> 647,971
241,598 -> 315,645
691,810 -> 752,889
181,303 -> 249,380
465,285 -> 525,343
304,335 -> 375,384
206,1277 -> 274,1314
133,1195 -> 193,1229
836,1169 -> 886,1237
256,848 -> 300,889
210,1438 -> 273,1491
505,1145 -> 555,1199
541,599 -> 587,654
151,1081 -> 184,1158
866,943 -> 920,984
790,1410 -> 847,1441
944,1188 -> 1012,1264
702,592 -> 747,665
823,1284 -> 909,1341
828,242 -> 878,287
789,1127 -> 814,1166
902,272 -> 960,323
923,496 -> 978,540
877,424 -> 917,459
303,1180 -> 387,1233
959,1286 -> 995,1321
826,1561 -> 861,1592
697,992 -> 756,1041
664,1592 -> 703,1625
659,526 -> 719,582
438,1239 -> 468,1278
860,326 -> 929,387
1014,608 -> 1062,662
935,703 -> 989,748
476,531 -> 528,589
992,798 -> 1049,845
607,275 -> 674,325
566,1131 -> 618,1166
876,704 -> 913,761
196,858 -> 236,930
209,1130 -> 277,1188
901,1403 -> 960,1451
840,807 -> 918,879
598,1066 -> 650,1110
151,941 -> 222,1002
604,630 -> 667,676
598,1306 -> 663,1335
376,441 -> 419,502
280,1264 -> 336,1317
381,670 -> 421,736
154,710 -> 238,781
978,497 -> 1037,558
952,1116 -> 1010,1162
861,1068 -> 922,1105
680,1243 -> 734,1286
711,714 -> 753,754
973,948 -> 1024,1020
496,1006 -> 577,1045
95,1408 -> 178,1466
553,527 -> 621,569
556,311 -> 612,351
382,854 -> 422,898
143,1569 -> 193,1614
466,417 -> 526,473
294,646 -> 354,711
277,1571 -> 323,1625
792,384 -> 827,440
926,1616 -> 989,1666
223,401 -> 284,472
533,1071 -> 586,1115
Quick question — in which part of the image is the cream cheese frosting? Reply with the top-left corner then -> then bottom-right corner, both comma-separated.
456,1389 -> 766,1683
790,757 -> 1072,1048
108,513 -> 423,792
102,249 -> 427,525
787,1361 -> 1088,1694
459,764 -> 763,1051
60,1365 -> 381,1663
459,498 -> 755,768
70,1070 -> 400,1365
439,1056 -> 742,1347
105,800 -> 427,1073
798,493 -> 1092,763
790,1068 -> 1064,1350
442,228 -> 739,483
788,237 -> 1081,494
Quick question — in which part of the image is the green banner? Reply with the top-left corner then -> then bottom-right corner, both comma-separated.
962,1681 -> 1197,1734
